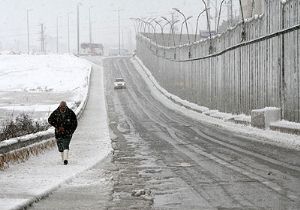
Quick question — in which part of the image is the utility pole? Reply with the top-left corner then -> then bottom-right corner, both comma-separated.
40,24 -> 45,54
118,9 -> 121,55
56,16 -> 59,54
114,9 -> 123,55
27,9 -> 31,54
122,29 -> 124,49
77,3 -> 81,55
67,13 -> 70,53
89,7 -> 93,54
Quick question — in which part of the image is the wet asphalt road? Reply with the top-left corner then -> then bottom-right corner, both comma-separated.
30,56 -> 300,210
103,57 -> 300,209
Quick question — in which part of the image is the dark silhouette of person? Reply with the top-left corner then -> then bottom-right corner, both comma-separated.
48,101 -> 77,165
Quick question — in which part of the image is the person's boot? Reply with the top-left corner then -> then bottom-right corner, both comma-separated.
63,149 -> 69,165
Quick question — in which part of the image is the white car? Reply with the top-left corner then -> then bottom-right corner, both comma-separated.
114,78 -> 126,89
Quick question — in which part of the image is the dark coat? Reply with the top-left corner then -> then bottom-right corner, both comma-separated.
48,107 -> 78,139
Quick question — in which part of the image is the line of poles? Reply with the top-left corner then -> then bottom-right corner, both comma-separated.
26,3 -> 94,55
130,7 -> 213,48
130,0 -> 246,53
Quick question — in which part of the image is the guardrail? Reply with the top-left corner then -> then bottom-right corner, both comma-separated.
0,67 -> 92,169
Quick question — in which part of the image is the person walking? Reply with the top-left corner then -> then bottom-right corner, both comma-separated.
48,101 -> 78,165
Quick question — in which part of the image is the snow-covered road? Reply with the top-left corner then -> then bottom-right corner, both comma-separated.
0,57 -> 111,210
103,57 -> 300,209
9,56 -> 300,210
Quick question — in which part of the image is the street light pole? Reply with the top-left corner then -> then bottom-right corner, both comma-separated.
154,20 -> 165,44
230,0 -> 233,26
161,17 -> 172,46
238,0 -> 246,41
56,16 -> 59,54
179,21 -> 184,44
162,22 -> 168,43
67,13 -> 71,53
118,9 -> 121,55
215,0 -> 218,32
136,18 -> 143,33
170,20 -> 180,46
142,19 -> 157,46
195,8 -> 209,42
137,18 -> 143,33
147,18 -> 156,38
201,0 -> 213,53
26,9 -> 31,54
179,16 -> 192,44
89,6 -> 94,54
217,0 -> 226,33
173,8 -> 191,44
77,3 -> 81,55
162,16 -> 179,46
138,18 -> 147,34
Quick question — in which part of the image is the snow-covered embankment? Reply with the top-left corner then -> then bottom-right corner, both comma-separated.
0,57 -> 112,210
0,55 -> 92,169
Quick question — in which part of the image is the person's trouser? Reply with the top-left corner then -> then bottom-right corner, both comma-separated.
56,137 -> 71,152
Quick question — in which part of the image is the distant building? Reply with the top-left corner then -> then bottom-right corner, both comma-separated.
80,43 -> 104,55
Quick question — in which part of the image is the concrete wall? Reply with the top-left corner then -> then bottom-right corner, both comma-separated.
136,0 -> 300,123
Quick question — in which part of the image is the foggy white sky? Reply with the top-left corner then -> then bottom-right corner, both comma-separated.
0,0 -> 240,53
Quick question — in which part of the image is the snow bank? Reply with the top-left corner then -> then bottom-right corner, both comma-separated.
0,55 -> 92,164
0,54 -> 91,123
132,56 -> 300,150
0,58 -> 112,210
233,114 -> 251,125
270,120 -> 300,135
0,65 -> 90,155
271,120 -> 300,130
0,54 -> 90,92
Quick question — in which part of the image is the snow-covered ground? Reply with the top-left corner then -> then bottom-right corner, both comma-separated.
132,57 -> 300,150
0,54 -> 91,127
0,58 -> 111,210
